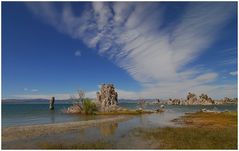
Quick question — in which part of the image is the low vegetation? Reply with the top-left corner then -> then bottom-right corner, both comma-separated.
175,111 -> 237,128
135,126 -> 237,149
131,111 -> 237,149
82,98 -> 97,114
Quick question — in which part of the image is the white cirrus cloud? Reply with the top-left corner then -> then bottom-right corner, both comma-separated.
31,89 -> 39,92
229,71 -> 237,76
23,88 -> 39,92
74,50 -> 81,56
25,2 -> 237,99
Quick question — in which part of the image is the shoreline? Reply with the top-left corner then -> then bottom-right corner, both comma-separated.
128,111 -> 237,149
2,115 -> 132,142
2,111 -> 237,149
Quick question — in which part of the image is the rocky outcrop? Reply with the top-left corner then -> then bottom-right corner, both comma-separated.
168,98 -> 181,105
198,93 -> 215,105
168,92 -> 215,105
96,84 -> 119,111
186,92 -> 197,105
65,84 -> 125,114
66,104 -> 83,113
49,97 -> 55,110
184,92 -> 214,105
222,97 -> 237,104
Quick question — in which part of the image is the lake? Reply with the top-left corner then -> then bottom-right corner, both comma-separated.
2,103 -> 237,127
2,103 -> 237,149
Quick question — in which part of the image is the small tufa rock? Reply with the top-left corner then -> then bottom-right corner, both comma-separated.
65,104 -> 83,114
49,97 -> 55,110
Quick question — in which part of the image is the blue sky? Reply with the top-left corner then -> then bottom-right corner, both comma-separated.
2,2 -> 237,99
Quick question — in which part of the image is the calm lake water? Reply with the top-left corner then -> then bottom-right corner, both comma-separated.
2,103 -> 237,127
2,103 -> 238,149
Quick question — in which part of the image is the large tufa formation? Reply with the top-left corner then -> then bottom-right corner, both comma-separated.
96,84 -> 118,108
186,92 -> 198,105
198,93 -> 214,105
185,92 -> 214,105
97,84 -> 118,106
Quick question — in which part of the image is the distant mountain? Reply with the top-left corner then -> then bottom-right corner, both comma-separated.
2,99 -> 74,104
119,99 -> 168,103
2,98 -> 167,104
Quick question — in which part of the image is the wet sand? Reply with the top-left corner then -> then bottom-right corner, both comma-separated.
2,115 -> 132,143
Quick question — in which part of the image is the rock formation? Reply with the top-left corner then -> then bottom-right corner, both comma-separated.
222,97 -> 237,104
66,104 -> 83,113
65,84 -> 123,114
97,84 -> 118,106
198,93 -> 215,105
186,92 -> 198,105
49,97 -> 55,110
96,84 -> 119,111
168,98 -> 181,105
167,92 -> 215,105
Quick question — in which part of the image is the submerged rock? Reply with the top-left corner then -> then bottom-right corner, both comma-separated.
155,108 -> 165,113
200,108 -> 218,113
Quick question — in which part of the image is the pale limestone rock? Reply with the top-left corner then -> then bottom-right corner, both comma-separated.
65,104 -> 83,114
168,92 -> 215,105
96,84 -> 119,111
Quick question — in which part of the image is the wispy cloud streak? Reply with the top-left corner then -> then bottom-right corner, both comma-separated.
26,2 -> 237,99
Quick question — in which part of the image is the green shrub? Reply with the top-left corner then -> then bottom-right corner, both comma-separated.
82,98 -> 97,114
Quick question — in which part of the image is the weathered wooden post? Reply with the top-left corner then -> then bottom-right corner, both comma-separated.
49,97 -> 55,110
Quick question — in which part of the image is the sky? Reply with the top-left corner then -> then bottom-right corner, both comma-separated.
2,2 -> 238,100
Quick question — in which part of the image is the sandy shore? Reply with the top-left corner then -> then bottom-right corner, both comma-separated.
2,115 -> 132,142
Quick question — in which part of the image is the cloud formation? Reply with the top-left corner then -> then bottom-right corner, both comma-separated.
23,88 -> 39,92
26,2 -> 237,99
74,50 -> 81,56
229,71 -> 237,76
31,89 -> 39,92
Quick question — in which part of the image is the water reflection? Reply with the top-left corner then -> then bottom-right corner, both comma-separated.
49,110 -> 55,123
99,122 -> 118,137
138,115 -> 150,127
78,128 -> 85,135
